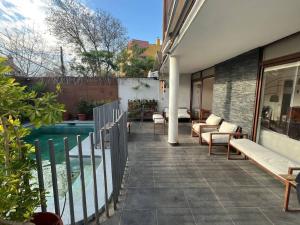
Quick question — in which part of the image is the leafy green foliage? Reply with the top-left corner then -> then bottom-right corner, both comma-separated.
77,100 -> 109,117
71,50 -> 117,77
0,57 -> 65,222
28,81 -> 46,97
116,44 -> 155,77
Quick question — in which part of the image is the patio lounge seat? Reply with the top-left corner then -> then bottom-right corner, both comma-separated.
191,114 -> 222,144
153,112 -> 166,134
201,121 -> 241,155
164,107 -> 191,120
229,138 -> 300,211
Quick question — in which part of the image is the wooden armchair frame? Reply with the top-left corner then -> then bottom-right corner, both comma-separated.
226,133 -> 249,160
191,119 -> 222,141
207,130 -> 242,156
191,119 -> 205,137
284,167 -> 300,211
199,124 -> 221,144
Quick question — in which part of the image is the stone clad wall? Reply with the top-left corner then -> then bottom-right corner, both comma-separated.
212,49 -> 260,136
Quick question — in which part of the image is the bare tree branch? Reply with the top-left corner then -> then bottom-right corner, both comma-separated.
0,27 -> 59,77
47,0 -> 128,77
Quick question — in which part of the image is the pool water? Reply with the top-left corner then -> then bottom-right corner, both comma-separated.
25,124 -> 93,159
26,133 -> 88,164
24,123 -> 98,197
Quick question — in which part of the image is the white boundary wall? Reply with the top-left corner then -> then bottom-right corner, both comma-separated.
117,75 -> 191,112
118,78 -> 160,111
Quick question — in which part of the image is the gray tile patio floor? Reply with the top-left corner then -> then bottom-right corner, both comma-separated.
101,122 -> 300,225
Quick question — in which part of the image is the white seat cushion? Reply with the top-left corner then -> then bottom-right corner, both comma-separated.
206,114 -> 222,125
178,108 -> 190,119
230,139 -> 300,176
153,114 -> 164,124
201,132 -> 230,144
164,108 -> 190,119
219,121 -> 238,133
192,123 -> 217,134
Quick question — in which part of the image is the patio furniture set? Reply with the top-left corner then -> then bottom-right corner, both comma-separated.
152,107 -> 191,134
192,113 -> 300,212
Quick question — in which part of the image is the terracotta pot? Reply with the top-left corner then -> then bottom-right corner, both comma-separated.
63,112 -> 70,121
31,212 -> 63,225
78,113 -> 86,121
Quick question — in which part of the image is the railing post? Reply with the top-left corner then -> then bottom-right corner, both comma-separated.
48,139 -> 60,216
89,133 -> 100,224
125,111 -> 128,160
64,138 -> 75,225
77,135 -> 88,225
35,140 -> 46,212
100,129 -> 110,217
109,124 -> 118,210
93,107 -> 98,147
114,122 -> 120,198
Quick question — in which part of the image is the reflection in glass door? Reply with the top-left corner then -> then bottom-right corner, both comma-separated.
202,77 -> 214,113
258,61 -> 300,141
191,80 -> 201,119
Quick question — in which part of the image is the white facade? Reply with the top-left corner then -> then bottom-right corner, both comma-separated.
117,78 -> 160,111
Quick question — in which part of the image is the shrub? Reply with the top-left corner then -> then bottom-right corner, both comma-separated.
0,57 -> 65,222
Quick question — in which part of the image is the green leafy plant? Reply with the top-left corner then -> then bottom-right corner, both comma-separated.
77,100 -> 110,118
28,81 -> 46,97
117,44 -> 155,77
77,100 -> 90,115
0,57 -> 65,222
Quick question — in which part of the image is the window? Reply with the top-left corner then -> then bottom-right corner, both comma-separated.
259,61 -> 300,140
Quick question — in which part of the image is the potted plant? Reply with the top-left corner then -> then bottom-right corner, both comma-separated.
0,57 -> 65,225
77,100 -> 89,121
63,111 -> 70,121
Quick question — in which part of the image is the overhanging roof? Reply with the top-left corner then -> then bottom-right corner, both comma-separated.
161,0 -> 300,74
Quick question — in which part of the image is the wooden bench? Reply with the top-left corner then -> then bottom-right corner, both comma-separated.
228,138 -> 300,211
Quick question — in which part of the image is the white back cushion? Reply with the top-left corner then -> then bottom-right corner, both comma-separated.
206,114 -> 222,125
259,129 -> 300,163
219,121 -> 238,133
178,108 -> 187,114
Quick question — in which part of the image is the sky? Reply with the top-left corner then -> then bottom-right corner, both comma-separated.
86,0 -> 163,43
0,0 -> 163,45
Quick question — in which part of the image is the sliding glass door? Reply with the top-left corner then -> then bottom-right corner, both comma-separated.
258,61 -> 300,150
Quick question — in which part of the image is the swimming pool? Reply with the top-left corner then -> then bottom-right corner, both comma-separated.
25,122 -> 97,197
25,122 -> 113,224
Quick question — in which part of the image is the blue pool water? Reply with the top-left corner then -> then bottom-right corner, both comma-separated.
25,123 -> 99,197
25,123 -> 93,164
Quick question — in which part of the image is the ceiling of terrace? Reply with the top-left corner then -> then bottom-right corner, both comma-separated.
161,0 -> 300,74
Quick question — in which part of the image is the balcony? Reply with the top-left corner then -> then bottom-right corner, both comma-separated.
101,122 -> 299,225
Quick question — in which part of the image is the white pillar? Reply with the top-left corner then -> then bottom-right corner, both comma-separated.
168,55 -> 179,145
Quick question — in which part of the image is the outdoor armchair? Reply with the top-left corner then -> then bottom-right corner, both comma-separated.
201,121 -> 242,155
153,112 -> 166,134
191,114 -> 222,144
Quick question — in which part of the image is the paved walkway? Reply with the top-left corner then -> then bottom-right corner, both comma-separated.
102,122 -> 299,225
